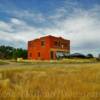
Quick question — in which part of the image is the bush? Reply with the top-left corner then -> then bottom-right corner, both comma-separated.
86,54 -> 94,58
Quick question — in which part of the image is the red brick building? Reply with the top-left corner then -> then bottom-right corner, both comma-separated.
28,35 -> 70,60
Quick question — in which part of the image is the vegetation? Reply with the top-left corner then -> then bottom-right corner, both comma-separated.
66,53 -> 94,59
0,61 -> 100,99
0,60 -> 9,65
0,45 -> 27,59
16,58 -> 98,64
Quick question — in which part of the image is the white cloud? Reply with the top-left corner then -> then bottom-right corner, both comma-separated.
0,21 -> 12,32
0,5 -> 100,56
10,18 -> 24,25
43,6 -> 100,56
6,10 -> 46,23
0,18 -> 44,42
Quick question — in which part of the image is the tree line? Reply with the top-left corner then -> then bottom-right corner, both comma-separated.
0,45 -> 27,59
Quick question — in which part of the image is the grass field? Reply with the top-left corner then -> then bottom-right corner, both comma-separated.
0,59 -> 100,100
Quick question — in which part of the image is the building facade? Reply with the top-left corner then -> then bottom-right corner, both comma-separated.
28,35 -> 70,60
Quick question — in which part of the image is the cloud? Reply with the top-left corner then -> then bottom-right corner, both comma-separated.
2,10 -> 46,24
0,18 -> 44,43
42,5 -> 100,55
62,6 -> 100,47
10,18 -> 24,25
0,1 -> 46,24
11,10 -> 46,23
0,1 -> 100,56
0,20 -> 13,32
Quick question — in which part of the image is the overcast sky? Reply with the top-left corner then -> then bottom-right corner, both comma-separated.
0,0 -> 100,56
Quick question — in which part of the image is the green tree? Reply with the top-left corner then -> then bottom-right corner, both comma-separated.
0,45 -> 27,59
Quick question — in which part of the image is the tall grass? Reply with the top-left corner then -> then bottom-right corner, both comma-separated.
0,62 -> 100,99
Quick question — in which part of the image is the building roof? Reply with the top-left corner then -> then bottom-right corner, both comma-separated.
28,35 -> 70,42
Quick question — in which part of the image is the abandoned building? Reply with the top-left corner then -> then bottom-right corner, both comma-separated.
28,35 -> 70,60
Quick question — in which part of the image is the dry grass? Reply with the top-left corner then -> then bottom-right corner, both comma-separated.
0,60 -> 100,100
0,60 -> 9,65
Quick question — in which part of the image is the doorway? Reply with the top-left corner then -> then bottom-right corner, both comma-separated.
50,51 -> 54,60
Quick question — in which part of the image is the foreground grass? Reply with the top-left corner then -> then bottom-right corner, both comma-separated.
0,61 -> 100,99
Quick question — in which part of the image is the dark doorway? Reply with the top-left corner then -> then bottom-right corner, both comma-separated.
50,51 -> 54,60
